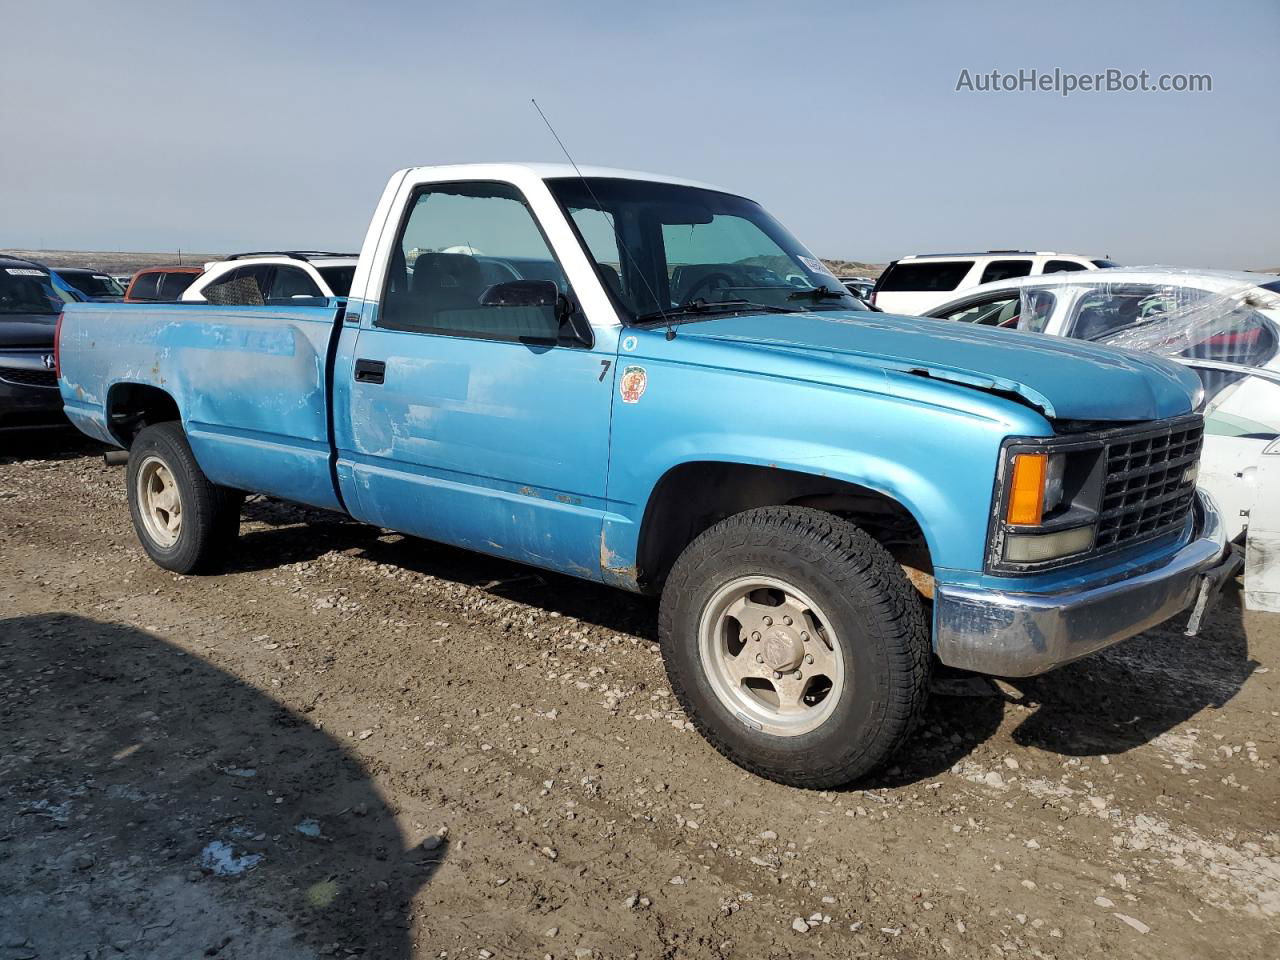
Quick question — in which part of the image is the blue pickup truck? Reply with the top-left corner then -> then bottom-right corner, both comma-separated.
57,164 -> 1232,787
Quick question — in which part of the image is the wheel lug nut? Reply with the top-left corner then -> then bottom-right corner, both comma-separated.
755,653 -> 764,663
783,616 -> 793,626
800,631 -> 810,641
751,631 -> 761,641
794,670 -> 803,680
762,616 -> 773,626
772,671 -> 782,680
804,654 -> 813,664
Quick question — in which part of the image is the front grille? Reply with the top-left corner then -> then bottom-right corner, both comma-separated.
0,366 -> 57,388
1095,418 -> 1202,550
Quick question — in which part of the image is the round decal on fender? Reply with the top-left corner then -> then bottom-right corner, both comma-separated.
619,365 -> 647,404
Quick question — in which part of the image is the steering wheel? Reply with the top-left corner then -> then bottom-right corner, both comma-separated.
681,272 -> 737,304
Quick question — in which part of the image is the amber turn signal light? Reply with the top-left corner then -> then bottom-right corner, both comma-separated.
1007,453 -> 1047,526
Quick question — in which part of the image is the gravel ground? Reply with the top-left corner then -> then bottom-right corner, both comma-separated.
1,433 -> 1276,960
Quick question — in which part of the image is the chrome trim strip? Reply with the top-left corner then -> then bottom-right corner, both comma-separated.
936,490 -> 1227,677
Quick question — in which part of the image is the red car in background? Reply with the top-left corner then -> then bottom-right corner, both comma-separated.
123,266 -> 203,303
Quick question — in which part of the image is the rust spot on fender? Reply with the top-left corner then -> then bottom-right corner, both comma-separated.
599,533 -> 639,588
901,563 -> 935,600
517,486 -> 538,498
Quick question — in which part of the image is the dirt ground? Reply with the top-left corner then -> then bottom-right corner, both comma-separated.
1,433 -> 1276,960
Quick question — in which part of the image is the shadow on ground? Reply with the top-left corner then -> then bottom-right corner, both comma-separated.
0,613 -> 443,959
0,428 -> 105,465
226,497 -> 1255,789
1007,582 -> 1256,755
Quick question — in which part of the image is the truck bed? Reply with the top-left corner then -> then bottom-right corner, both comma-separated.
59,301 -> 346,511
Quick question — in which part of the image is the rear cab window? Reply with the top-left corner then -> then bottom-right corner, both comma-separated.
876,260 -> 974,292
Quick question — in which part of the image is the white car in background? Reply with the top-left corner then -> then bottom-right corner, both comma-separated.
871,250 -> 1116,315
182,251 -> 358,304
923,267 -> 1280,611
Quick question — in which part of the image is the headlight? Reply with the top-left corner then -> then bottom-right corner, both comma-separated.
1004,451 -> 1067,525
989,416 -> 1205,574
1044,452 -> 1066,513
1003,526 -> 1095,564
991,444 -> 1106,571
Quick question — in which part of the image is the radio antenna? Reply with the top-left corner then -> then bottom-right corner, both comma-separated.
530,98 -> 675,339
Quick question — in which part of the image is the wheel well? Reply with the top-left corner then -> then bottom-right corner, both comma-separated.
106,383 -> 181,447
636,462 -> 933,593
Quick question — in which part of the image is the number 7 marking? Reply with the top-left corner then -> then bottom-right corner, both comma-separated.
598,360 -> 612,382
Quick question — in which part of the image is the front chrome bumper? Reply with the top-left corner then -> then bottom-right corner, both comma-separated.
934,491 -> 1229,677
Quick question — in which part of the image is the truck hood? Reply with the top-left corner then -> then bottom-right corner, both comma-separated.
676,310 -> 1200,422
0,316 -> 57,349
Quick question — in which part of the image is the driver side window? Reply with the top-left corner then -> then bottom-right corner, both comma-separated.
380,181 -> 570,342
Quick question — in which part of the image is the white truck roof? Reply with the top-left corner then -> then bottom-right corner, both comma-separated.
397,162 -> 729,194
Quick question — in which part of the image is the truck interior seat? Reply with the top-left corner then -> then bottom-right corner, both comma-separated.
411,252 -> 557,339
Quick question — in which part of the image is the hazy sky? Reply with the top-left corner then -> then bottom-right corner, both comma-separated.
2,0 -> 1277,267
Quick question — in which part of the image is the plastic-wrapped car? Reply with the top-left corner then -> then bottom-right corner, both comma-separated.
924,267 -> 1280,610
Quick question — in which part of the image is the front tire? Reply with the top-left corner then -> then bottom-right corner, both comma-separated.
127,422 -> 241,574
658,506 -> 930,788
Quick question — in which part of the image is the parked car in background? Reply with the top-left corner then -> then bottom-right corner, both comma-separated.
182,251 -> 357,305
50,267 -> 126,301
123,266 -> 203,303
871,251 -> 1116,314
57,163 -> 1232,787
923,267 -> 1280,610
838,275 -> 876,301
0,257 -> 76,432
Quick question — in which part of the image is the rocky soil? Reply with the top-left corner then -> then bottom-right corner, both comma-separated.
1,433 -> 1276,960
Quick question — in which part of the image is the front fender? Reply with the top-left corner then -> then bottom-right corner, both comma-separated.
601,348 -> 1049,587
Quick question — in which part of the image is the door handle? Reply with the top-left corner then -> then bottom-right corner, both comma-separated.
354,359 -> 385,384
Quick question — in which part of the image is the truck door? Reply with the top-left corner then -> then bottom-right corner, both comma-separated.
335,180 -> 616,580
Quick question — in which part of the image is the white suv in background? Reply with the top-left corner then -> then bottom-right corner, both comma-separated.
871,250 -> 1116,315
182,251 -> 358,304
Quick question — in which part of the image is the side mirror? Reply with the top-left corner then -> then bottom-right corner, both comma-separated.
479,279 -> 558,308
557,297 -> 594,348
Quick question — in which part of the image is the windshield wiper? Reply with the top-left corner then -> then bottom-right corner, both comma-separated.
787,286 -> 850,303
633,298 -> 801,326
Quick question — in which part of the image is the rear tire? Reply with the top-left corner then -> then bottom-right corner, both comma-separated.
126,422 -> 241,574
658,506 -> 930,788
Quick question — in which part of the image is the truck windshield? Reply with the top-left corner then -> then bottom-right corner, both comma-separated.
0,267 -> 71,316
546,177 -> 858,323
